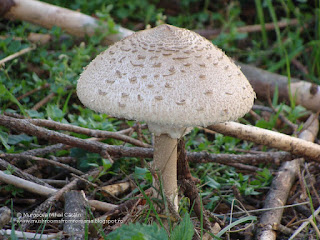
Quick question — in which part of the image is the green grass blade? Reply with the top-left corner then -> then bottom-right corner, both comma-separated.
215,216 -> 257,238
266,0 -> 295,109
255,0 -> 268,48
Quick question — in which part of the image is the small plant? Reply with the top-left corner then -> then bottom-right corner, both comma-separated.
107,213 -> 194,240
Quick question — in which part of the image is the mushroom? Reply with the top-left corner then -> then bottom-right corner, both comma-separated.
77,24 -> 255,211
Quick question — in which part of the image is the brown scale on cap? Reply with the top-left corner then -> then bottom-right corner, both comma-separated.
98,90 -> 107,96
129,77 -> 137,83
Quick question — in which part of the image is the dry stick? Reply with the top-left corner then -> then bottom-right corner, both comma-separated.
1,154 -> 84,175
1,0 -> 134,45
63,191 -> 88,240
88,199 -> 117,212
187,150 -> 293,165
70,173 -> 119,200
208,122 -> 320,161
195,19 -> 299,39
238,62 -> 320,113
0,157 -> 54,188
28,118 -> 151,148
16,83 -> 50,101
31,92 -> 55,111
0,170 -> 57,196
0,206 -> 11,229
289,204 -> 320,239
21,143 -> 69,156
226,162 -> 263,172
0,45 -> 36,66
256,113 -> 319,239
41,179 -> 67,187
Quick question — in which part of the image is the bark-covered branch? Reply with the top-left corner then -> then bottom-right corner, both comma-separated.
209,122 -> 320,161
27,118 -> 151,148
1,0 -> 133,44
239,63 -> 320,112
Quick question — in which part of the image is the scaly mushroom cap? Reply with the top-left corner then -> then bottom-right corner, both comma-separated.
77,24 -> 255,138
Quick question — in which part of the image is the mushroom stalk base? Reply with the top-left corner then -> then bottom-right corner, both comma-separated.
153,134 -> 178,211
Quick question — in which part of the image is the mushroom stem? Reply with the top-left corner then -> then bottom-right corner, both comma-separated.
153,134 -> 178,211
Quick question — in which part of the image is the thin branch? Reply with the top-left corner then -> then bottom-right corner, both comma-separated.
0,45 -> 36,66
289,205 -> 320,239
16,83 -> 50,101
209,122 -> 320,161
195,19 -> 300,39
28,118 -> 151,148
0,170 -> 57,197
1,154 -> 84,175
0,157 -> 54,188
31,92 -> 55,110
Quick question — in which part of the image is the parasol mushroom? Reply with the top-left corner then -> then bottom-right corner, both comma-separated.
77,24 -> 255,210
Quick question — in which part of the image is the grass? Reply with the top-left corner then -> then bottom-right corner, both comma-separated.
1,0 -> 320,239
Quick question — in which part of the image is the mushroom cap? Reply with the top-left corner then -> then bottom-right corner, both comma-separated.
77,24 -> 255,138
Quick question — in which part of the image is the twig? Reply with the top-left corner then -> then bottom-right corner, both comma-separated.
309,220 -> 320,238
1,154 -> 84,175
214,201 -> 309,217
272,223 -> 303,238
31,92 -> 55,110
209,121 -> 320,161
226,162 -> 263,172
28,118 -> 151,148
0,157 -> 54,188
239,62 -> 320,112
0,170 -> 57,196
289,205 -> 320,239
88,199 -> 117,212
22,143 -> 69,156
291,58 -> 309,75
17,83 -> 50,101
0,206 -> 11,229
0,45 -> 36,67
195,19 -> 300,39
63,190 -> 88,240
41,179 -> 67,187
